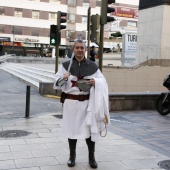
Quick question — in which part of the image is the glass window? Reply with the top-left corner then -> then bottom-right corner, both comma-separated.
83,3 -> 89,8
68,0 -> 76,6
14,8 -> 22,17
68,14 -> 76,22
50,0 -> 59,2
127,21 -> 137,27
0,25 -> 4,33
49,12 -> 57,21
96,1 -> 101,7
66,30 -> 75,40
82,16 -> 87,24
0,7 -> 4,15
32,28 -> 39,36
14,26 -> 22,35
32,10 -> 39,19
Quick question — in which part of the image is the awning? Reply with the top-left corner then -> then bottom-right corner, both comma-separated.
87,42 -> 99,47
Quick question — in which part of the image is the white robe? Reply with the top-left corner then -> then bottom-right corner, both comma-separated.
85,78 -> 110,141
53,64 -> 110,140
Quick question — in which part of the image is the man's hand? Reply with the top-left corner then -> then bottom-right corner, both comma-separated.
88,78 -> 95,86
64,73 -> 70,80
103,115 -> 108,124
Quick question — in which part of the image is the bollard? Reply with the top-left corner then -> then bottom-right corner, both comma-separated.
25,85 -> 30,118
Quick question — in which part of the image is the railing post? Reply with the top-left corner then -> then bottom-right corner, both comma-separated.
25,85 -> 30,118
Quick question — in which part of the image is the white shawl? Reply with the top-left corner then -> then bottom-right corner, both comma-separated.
85,78 -> 110,142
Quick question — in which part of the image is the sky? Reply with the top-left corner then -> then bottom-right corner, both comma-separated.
116,0 -> 139,6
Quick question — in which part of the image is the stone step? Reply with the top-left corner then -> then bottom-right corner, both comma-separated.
0,62 -> 55,90
2,62 -> 55,81
0,55 -> 15,63
0,66 -> 39,89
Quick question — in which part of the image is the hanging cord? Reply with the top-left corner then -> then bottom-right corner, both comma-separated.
100,123 -> 107,137
100,115 -> 108,137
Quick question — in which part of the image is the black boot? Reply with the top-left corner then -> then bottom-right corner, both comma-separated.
86,137 -> 98,169
89,152 -> 98,169
67,151 -> 76,167
67,138 -> 77,167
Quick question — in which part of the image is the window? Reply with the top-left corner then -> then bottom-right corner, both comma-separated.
0,7 -> 4,16
49,12 -> 57,21
96,1 -> 101,7
66,30 -> 75,40
50,0 -> 59,2
0,25 -> 4,33
83,3 -> 89,8
68,14 -> 76,22
32,10 -> 39,19
14,8 -> 22,17
32,28 -> 39,36
14,26 -> 22,35
68,0 -> 76,6
127,21 -> 137,27
82,16 -> 87,24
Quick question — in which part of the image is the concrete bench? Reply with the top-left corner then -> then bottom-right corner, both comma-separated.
109,92 -> 160,111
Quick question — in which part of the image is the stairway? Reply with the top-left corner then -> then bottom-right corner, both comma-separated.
0,62 -> 55,91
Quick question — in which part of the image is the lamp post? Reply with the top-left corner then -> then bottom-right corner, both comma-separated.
12,26 -> 14,54
87,7 -> 91,59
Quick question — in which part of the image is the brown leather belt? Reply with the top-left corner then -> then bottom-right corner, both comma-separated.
65,94 -> 90,101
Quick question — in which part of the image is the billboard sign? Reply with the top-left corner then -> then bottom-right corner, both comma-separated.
0,37 -> 11,42
121,32 -> 137,66
116,7 -> 138,18
110,6 -> 138,19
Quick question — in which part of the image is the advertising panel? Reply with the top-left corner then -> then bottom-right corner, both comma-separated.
3,42 -> 36,47
0,37 -> 11,42
110,5 -> 138,19
115,6 -> 138,18
121,32 -> 137,66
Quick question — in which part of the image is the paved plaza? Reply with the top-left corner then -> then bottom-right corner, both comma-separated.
0,68 -> 170,170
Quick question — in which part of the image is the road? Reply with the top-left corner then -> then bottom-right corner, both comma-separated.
0,69 -> 62,123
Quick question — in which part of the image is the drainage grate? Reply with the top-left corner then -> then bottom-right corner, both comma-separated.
53,114 -> 63,119
158,160 -> 170,170
0,130 -> 31,138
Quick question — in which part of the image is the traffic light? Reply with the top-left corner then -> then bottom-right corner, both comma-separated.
90,14 -> 100,44
57,11 -> 67,31
56,11 -> 67,45
101,0 -> 115,25
50,25 -> 57,45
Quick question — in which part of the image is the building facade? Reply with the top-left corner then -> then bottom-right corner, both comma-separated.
0,0 -> 138,57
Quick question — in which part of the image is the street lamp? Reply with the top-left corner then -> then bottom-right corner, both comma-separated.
12,26 -> 14,54
78,34 -> 82,40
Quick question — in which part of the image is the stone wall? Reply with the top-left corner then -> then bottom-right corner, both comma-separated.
103,59 -> 170,93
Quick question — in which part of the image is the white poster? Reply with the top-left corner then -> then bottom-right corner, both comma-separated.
122,32 -> 137,66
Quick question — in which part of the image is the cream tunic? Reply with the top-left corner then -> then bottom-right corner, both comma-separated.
54,64 -> 105,139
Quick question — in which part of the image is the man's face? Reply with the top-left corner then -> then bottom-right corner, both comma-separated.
73,42 -> 85,60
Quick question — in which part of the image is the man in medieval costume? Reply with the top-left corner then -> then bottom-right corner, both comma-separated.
53,39 -> 110,169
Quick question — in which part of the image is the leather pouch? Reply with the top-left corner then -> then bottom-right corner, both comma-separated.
60,92 -> 66,103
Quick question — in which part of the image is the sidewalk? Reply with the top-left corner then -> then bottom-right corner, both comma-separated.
0,64 -> 169,170
0,110 -> 168,170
